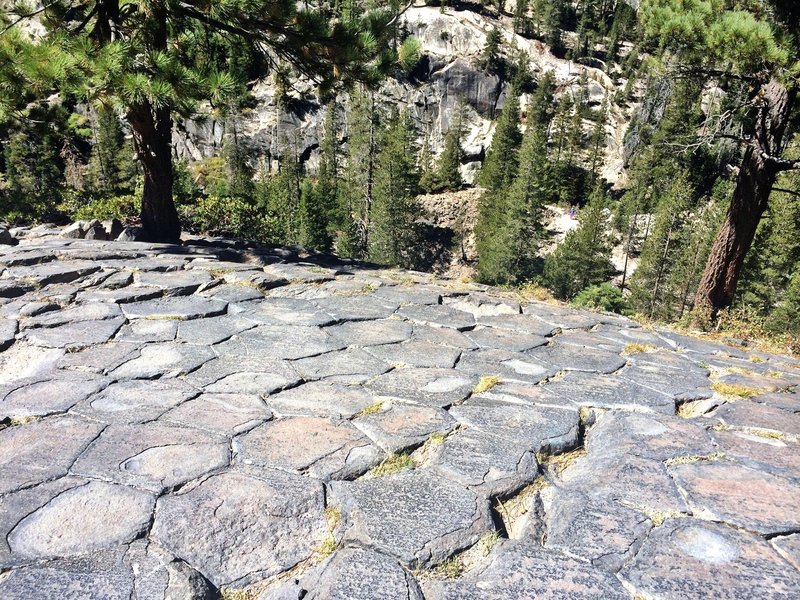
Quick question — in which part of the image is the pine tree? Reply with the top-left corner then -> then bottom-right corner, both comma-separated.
0,2 -> 400,242
223,114 -> 254,199
501,117 -> 552,283
514,0 -> 531,37
420,100 -> 465,193
315,101 -> 340,251
629,172 -> 695,320
475,93 -> 523,283
298,177 -> 330,251
738,161 -> 800,331
370,110 -> 424,269
338,87 -> 381,258
478,94 -> 522,194
640,0 -> 800,315
543,186 -> 616,300
528,71 -> 556,129
86,105 -> 136,198
588,95 -> 609,186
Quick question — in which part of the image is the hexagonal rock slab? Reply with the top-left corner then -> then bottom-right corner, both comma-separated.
218,326 -> 345,360
7,481 -> 154,561
542,371 -> 676,414
133,269 -> 214,295
71,422 -> 229,493
116,319 -> 178,343
476,314 -> 558,337
121,296 -> 228,320
669,461 -> 800,535
561,453 -> 688,517
527,342 -> 626,374
57,341 -> 139,374
710,429 -> 800,483
0,541 -> 212,600
455,349 -> 557,385
286,546 -> 424,600
353,402 -> 456,453
0,416 -> 103,494
152,469 -> 327,587
184,355 -> 300,394
412,324 -> 478,349
239,297 -> 336,327
584,411 -> 718,462
313,295 -> 400,322
0,344 -> 64,385
428,428 -> 538,497
464,327 -> 548,352
176,315 -> 256,345
325,319 -> 413,347
1,373 -> 108,420
161,393 -> 271,435
366,340 -> 462,369
620,360 -> 712,401
620,519 -> 800,599
6,260 -> 100,285
268,381 -> 376,419
330,470 -> 490,568
534,489 -> 652,572
72,378 -> 198,424
234,416 -> 382,480
110,343 -> 216,379
397,304 -> 476,331
449,397 -> 580,454
21,302 -> 122,328
422,539 -> 629,600
710,401 -> 800,438
21,317 -> 125,349
291,348 -> 391,382
366,367 -> 475,407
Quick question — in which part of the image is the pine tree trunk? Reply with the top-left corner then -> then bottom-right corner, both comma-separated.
126,3 -> 180,244
128,102 -> 180,243
695,79 -> 796,315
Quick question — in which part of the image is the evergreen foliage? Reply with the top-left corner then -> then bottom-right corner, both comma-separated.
370,110 -> 424,269
543,186 -> 616,300
420,101 -> 465,194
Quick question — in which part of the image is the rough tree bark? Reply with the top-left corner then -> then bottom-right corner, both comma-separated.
695,79 -> 797,315
128,101 -> 180,243
126,1 -> 181,244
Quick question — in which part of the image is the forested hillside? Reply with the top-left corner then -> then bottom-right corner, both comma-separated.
1,1 -> 798,344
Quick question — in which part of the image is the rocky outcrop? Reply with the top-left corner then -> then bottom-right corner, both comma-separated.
172,6 -> 634,187
1,235 -> 799,598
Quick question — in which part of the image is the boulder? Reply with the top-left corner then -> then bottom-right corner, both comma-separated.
117,226 -> 144,242
84,223 -> 108,240
0,225 -> 18,246
102,218 -> 124,240
60,222 -> 86,239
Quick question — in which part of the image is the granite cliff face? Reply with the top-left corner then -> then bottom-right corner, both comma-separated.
174,5 -> 633,187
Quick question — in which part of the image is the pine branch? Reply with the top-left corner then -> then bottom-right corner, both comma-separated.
760,152 -> 800,171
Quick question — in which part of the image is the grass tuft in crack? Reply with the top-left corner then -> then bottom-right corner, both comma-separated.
622,343 -> 658,356
369,452 -> 414,477
473,375 -> 501,395
711,382 -> 762,398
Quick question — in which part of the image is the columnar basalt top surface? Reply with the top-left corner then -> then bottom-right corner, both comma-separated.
1,235 -> 799,599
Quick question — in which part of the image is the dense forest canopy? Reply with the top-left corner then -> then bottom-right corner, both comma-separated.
1,0 -> 798,344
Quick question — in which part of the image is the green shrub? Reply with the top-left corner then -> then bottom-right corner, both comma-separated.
180,195 -> 278,243
572,283 -> 629,314
72,194 -> 141,221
